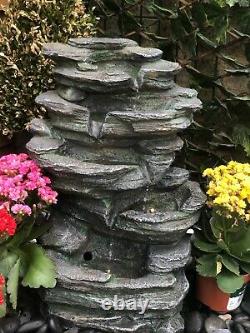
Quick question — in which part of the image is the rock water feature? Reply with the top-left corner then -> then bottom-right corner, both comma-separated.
27,38 -> 206,333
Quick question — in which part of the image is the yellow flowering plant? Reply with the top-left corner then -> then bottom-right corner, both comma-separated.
194,162 -> 250,293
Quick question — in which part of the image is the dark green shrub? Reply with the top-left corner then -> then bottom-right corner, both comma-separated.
0,0 -> 97,136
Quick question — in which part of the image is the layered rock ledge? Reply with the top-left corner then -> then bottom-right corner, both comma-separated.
27,37 -> 206,333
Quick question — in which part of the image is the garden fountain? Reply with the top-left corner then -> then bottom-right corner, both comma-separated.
27,37 -> 206,333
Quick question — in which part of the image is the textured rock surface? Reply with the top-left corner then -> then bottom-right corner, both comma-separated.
147,236 -> 191,273
27,38 -> 205,332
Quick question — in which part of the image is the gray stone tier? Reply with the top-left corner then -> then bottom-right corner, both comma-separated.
44,41 -> 163,63
26,145 -> 183,191
41,208 -> 192,276
147,236 -> 191,273
47,305 -> 184,333
45,250 -> 188,331
27,38 -> 205,332
42,41 -> 183,93
54,181 -> 205,244
34,86 -> 200,138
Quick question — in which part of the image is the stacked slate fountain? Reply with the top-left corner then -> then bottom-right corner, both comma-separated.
27,38 -> 206,333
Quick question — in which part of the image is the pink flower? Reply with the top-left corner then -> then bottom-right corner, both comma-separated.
11,204 -> 32,216
38,187 -> 58,204
0,201 -> 10,210
25,180 -> 37,191
27,171 -> 40,181
43,177 -> 51,185
8,187 -> 28,202
18,153 -> 29,161
0,153 -> 57,222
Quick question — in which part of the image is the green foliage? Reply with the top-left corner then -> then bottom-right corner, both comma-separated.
233,125 -> 250,156
217,271 -> 244,293
0,294 -> 6,318
92,0 -> 250,177
0,215 -> 56,317
0,245 -> 56,317
213,0 -> 249,7
7,259 -> 20,310
196,254 -> 217,277
194,212 -> 250,293
0,251 -> 18,277
0,0 -> 97,136
0,221 -> 57,317
21,244 -> 56,289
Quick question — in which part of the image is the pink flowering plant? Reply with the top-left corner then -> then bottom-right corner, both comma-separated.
0,153 -> 58,317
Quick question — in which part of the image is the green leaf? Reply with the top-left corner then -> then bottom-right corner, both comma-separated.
204,3 -> 229,43
194,238 -> 221,253
232,96 -> 250,101
237,0 -> 250,7
226,68 -> 250,75
217,239 -> 230,252
0,300 -> 6,318
197,33 -> 217,48
0,271 -> 6,318
183,31 -> 197,57
215,14 -> 229,43
214,0 -> 249,7
196,254 -> 217,277
212,213 -> 233,232
234,9 -> 250,34
205,2 -> 227,17
241,262 -> 250,274
192,3 -> 208,27
171,17 -> 188,41
21,244 -> 56,289
210,217 -> 222,238
229,226 -> 250,262
7,258 -> 20,310
232,125 -> 250,156
0,251 -> 19,277
217,270 -> 244,293
151,4 -> 177,17
7,219 -> 34,249
219,254 -> 240,275
179,10 -> 193,33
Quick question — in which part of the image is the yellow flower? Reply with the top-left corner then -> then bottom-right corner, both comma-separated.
203,162 -> 250,222
203,168 -> 214,177
240,189 -> 248,200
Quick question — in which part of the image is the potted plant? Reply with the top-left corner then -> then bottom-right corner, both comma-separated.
0,153 -> 58,317
194,161 -> 250,313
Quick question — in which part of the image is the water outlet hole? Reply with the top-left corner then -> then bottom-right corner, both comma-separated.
84,251 -> 93,261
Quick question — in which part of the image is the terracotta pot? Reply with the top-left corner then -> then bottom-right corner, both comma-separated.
196,274 -> 250,313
